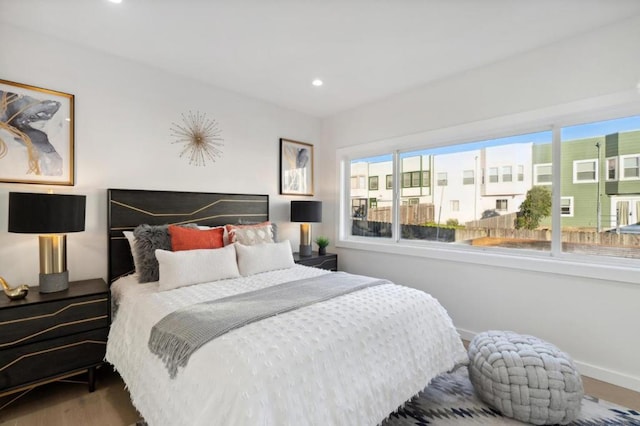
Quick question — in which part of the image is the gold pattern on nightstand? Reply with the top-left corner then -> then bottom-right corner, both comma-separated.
0,298 -> 107,326
0,277 -> 28,301
315,258 -> 336,268
0,315 -> 108,348
0,339 -> 107,373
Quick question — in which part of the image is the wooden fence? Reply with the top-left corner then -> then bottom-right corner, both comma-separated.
367,204 -> 434,225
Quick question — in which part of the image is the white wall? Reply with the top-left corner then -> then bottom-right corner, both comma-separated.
0,24 -> 320,285
321,16 -> 640,391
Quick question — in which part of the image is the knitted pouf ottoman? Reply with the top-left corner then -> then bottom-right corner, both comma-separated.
468,330 -> 583,425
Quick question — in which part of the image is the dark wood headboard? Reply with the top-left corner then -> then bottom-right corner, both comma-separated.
108,189 -> 269,284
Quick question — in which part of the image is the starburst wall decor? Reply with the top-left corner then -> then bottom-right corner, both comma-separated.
170,111 -> 224,166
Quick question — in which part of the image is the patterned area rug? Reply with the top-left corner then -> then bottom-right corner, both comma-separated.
382,367 -> 640,425
134,367 -> 640,425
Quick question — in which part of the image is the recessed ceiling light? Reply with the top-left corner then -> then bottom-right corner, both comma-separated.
312,79 -> 323,87
109,0 -> 122,3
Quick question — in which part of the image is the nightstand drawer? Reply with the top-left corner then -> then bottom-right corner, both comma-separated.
0,327 -> 108,391
0,294 -> 109,348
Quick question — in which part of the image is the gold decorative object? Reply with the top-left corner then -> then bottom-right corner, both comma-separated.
170,111 -> 223,166
0,276 -> 29,300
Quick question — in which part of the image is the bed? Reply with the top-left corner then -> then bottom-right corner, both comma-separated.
105,188 -> 468,426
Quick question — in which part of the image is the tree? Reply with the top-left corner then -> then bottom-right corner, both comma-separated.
515,186 -> 552,230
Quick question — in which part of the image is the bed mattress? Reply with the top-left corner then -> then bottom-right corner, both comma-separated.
106,266 -> 467,426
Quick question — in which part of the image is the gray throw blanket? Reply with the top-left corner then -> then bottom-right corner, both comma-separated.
148,272 -> 389,378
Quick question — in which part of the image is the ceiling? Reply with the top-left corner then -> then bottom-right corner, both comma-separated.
2,1 -> 640,118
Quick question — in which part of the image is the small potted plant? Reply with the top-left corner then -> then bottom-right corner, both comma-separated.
315,236 -> 329,255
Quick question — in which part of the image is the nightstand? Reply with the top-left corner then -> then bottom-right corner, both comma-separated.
293,252 -> 338,271
0,278 -> 109,399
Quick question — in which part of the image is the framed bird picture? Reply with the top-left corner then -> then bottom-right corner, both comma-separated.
280,138 -> 314,196
0,79 -> 74,185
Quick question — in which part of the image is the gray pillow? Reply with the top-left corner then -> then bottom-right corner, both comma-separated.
132,223 -> 199,283
133,224 -> 171,283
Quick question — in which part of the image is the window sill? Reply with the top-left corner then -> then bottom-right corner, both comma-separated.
336,238 -> 640,285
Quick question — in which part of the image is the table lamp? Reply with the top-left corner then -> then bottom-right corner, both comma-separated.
8,192 -> 86,293
290,200 -> 322,257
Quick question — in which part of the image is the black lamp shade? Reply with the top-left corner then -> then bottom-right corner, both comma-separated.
8,192 -> 86,234
290,201 -> 322,223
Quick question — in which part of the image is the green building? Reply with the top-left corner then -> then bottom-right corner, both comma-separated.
532,130 -> 640,230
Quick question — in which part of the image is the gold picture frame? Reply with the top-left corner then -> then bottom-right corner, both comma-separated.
0,79 -> 75,185
280,138 -> 314,196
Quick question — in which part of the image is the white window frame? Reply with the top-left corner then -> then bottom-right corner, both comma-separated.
606,157 -> 618,181
437,172 -> 448,186
502,166 -> 513,182
561,196 -> 574,217
463,170 -> 474,185
488,167 -> 499,183
573,159 -> 598,184
533,163 -> 552,185
337,98 -> 640,285
620,154 -> 640,181
517,165 -> 524,181
496,199 -> 508,211
450,200 -> 460,212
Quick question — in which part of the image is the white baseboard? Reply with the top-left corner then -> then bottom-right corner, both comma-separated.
457,327 -> 640,393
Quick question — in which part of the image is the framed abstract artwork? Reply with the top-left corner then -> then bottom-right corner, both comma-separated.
0,79 -> 75,185
280,138 -> 314,196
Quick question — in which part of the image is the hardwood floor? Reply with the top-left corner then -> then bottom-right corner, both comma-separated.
0,366 -> 139,426
0,364 -> 638,425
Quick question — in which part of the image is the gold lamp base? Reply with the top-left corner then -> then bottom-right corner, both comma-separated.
39,235 -> 69,293
299,223 -> 312,257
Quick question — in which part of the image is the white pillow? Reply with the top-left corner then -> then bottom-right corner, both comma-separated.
123,231 -> 140,273
235,240 -> 295,276
155,244 -> 240,291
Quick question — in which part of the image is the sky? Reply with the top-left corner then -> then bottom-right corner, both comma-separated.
353,115 -> 640,164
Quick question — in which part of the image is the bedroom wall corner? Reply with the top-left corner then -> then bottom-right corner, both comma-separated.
318,15 -> 640,392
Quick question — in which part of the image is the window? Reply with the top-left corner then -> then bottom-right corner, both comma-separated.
606,157 -> 618,181
350,175 -> 366,189
351,198 -> 367,219
561,115 -> 640,258
621,155 -> 640,180
386,174 -> 393,189
402,172 -> 411,188
573,159 -> 598,183
437,172 -> 447,186
463,170 -> 474,185
368,176 -> 379,190
408,198 -> 419,205
341,114 -> 640,266
488,167 -> 498,183
349,155 -> 393,239
502,166 -> 512,182
534,164 -> 552,185
412,172 -> 421,187
422,171 -> 430,187
561,197 -> 574,217
401,171 -> 421,188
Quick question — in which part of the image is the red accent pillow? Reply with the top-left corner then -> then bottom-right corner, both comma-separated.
168,225 -> 224,251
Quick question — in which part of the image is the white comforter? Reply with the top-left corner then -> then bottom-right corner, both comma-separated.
106,266 -> 467,426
